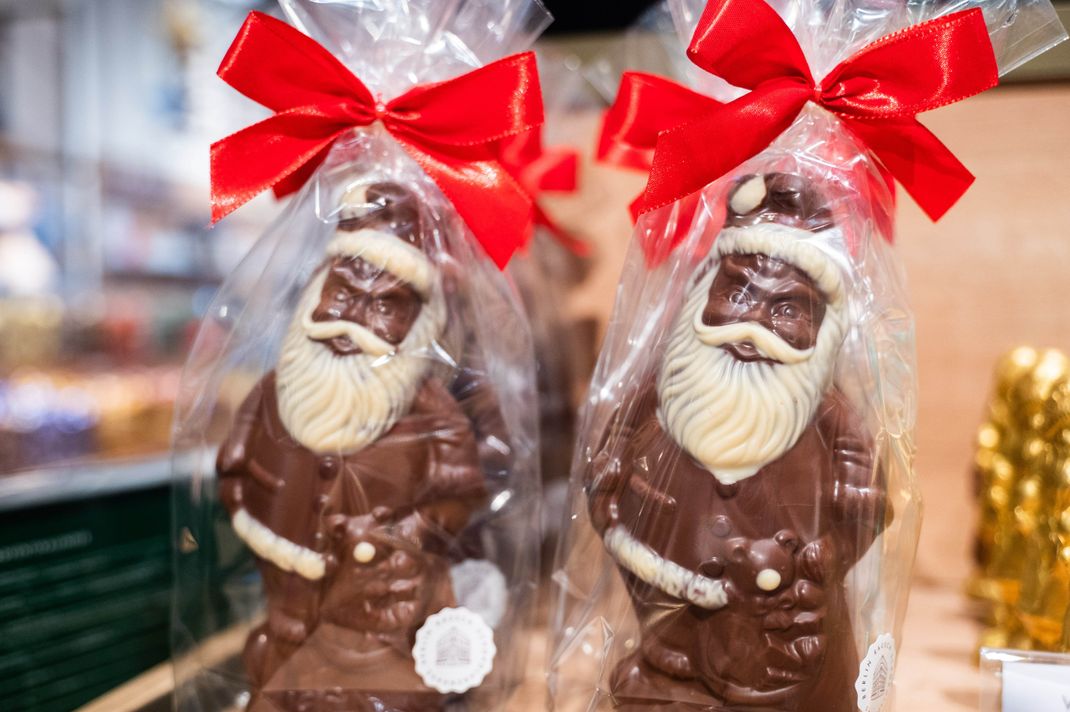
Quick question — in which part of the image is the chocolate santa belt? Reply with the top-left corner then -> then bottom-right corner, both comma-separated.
604,525 -> 728,610
232,509 -> 327,581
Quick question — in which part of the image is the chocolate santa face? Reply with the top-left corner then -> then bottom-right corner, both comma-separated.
657,172 -> 849,483
701,253 -> 827,363
311,257 -> 425,356
274,181 -> 446,455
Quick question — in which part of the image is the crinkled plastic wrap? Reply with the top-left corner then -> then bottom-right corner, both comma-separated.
549,2 -> 1065,712
170,2 -> 549,711
506,55 -> 596,545
512,228 -> 592,545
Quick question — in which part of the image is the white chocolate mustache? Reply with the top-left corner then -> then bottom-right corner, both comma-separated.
302,315 -> 395,357
692,312 -> 814,365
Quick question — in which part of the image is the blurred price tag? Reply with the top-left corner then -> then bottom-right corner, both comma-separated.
1003,661 -> 1070,711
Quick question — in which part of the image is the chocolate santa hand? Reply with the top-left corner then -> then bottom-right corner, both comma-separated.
759,538 -> 832,634
586,450 -> 626,533
323,512 -> 433,633
763,632 -> 828,684
759,542 -> 830,681
394,510 -> 434,549
762,578 -> 826,634
834,480 -> 886,541
219,477 -> 243,515
216,440 -> 248,478
267,607 -> 311,645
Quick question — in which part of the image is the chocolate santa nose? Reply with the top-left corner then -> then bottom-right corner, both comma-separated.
353,541 -> 377,563
756,568 -> 782,591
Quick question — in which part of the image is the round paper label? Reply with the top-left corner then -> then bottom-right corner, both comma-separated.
413,606 -> 496,694
855,633 -> 896,712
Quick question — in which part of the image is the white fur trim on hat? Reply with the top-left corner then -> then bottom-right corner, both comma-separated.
715,224 -> 845,306
326,228 -> 434,297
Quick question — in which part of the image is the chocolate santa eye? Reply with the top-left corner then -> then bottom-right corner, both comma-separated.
727,288 -> 751,306
773,302 -> 801,319
375,297 -> 398,315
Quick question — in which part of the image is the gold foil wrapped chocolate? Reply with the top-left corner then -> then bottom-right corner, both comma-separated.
972,346 -> 1070,652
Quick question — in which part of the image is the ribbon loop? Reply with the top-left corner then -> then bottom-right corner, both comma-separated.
819,10 -> 998,119
687,0 -> 813,89
210,11 -> 544,269
217,12 -> 374,113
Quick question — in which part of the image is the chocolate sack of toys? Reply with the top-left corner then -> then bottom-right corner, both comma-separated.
549,0 -> 1066,710
169,2 -> 551,710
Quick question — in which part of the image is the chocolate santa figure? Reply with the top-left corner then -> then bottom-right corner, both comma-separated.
217,182 -> 487,711
586,173 -> 887,711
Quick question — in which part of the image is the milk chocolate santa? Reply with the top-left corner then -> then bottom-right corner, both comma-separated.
217,182 -> 486,711
587,173 -> 887,711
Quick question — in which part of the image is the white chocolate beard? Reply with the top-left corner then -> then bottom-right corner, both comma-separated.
276,269 -> 446,455
656,266 -> 846,484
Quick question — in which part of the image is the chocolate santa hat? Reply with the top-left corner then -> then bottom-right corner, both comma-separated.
326,181 -> 435,297
716,172 -> 846,306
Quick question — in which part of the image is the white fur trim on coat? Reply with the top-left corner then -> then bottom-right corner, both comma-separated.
716,224 -> 845,306
232,508 -> 326,581
327,228 -> 434,297
604,525 -> 727,610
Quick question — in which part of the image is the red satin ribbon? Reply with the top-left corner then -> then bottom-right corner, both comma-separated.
601,0 -> 998,232
498,129 -> 589,256
210,12 -> 545,269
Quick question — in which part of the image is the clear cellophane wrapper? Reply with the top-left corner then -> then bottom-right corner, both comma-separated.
506,55 -> 597,546
548,1 -> 1065,711
511,228 -> 593,549
170,2 -> 549,711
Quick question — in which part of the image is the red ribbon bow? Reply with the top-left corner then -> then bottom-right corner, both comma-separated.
601,0 -> 998,229
210,12 -> 545,269
498,129 -> 589,256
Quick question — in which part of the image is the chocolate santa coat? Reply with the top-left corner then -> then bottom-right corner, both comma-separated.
220,371 -> 486,568
590,384 -> 887,711
220,372 -> 486,712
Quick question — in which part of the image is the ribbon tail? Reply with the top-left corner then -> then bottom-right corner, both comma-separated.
636,193 -> 703,267
534,203 -> 589,257
394,138 -> 534,269
532,149 -> 579,193
272,143 -> 333,199
846,117 -> 974,221
210,112 -> 352,223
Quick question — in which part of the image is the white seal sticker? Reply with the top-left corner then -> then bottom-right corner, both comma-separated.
413,606 -> 496,694
855,633 -> 896,712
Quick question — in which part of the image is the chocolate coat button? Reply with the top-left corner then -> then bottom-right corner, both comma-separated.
319,457 -> 338,479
